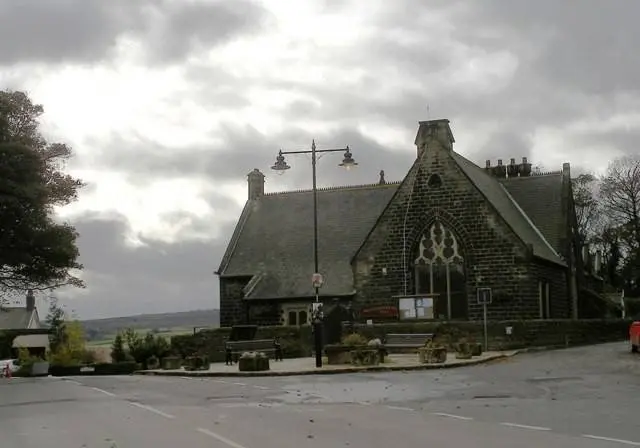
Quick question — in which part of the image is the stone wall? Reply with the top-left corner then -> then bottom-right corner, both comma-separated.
219,276 -> 251,327
170,319 -> 632,362
171,325 -> 314,363
347,319 -> 632,351
353,129 -> 568,321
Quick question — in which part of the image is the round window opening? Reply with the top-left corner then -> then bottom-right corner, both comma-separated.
428,173 -> 443,188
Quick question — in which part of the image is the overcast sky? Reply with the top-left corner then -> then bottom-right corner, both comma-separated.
2,0 -> 638,319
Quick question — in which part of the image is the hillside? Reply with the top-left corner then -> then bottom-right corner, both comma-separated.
81,309 -> 219,342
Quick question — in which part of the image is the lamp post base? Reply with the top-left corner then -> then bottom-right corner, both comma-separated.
313,320 -> 323,368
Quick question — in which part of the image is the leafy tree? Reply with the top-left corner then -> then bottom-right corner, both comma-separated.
45,297 -> 66,352
0,90 -> 84,293
111,333 -> 127,363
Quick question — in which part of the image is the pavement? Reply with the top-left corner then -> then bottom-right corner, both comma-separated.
0,341 -> 639,447
137,350 -> 515,377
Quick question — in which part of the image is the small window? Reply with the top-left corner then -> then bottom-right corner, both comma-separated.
427,173 -> 442,188
288,311 -> 297,326
539,280 -> 550,319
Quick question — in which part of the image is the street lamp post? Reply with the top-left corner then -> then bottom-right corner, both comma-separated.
271,140 -> 357,368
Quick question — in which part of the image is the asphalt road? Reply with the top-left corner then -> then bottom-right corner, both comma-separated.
1,342 -> 639,447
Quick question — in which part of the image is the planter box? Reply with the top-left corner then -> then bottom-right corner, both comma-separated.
349,349 -> 380,366
185,356 -> 209,371
238,353 -> 270,372
326,345 -> 385,365
418,347 -> 447,364
161,357 -> 182,370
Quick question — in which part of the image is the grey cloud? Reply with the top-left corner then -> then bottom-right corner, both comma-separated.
0,0 -> 143,65
93,123 -> 414,190
58,211 -> 231,319
142,0 -> 272,64
0,0 -> 270,66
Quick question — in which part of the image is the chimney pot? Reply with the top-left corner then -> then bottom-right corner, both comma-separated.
510,158 -> 516,165
522,157 -> 528,164
497,159 -> 503,166
485,160 -> 491,168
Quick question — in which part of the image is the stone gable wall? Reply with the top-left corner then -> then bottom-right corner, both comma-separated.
353,140 -> 569,321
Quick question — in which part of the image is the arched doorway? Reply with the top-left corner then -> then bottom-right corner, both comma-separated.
414,221 -> 467,319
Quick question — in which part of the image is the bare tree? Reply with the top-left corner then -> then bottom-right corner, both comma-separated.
599,155 -> 640,253
573,173 -> 601,246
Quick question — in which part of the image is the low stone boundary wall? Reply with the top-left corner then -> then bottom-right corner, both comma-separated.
170,319 -> 632,361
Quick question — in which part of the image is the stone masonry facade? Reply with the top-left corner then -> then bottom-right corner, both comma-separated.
353,124 -> 571,321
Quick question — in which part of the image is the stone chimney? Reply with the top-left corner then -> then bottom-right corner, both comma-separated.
562,162 -> 571,178
247,168 -> 265,200
520,157 -> 532,177
26,290 -> 35,312
493,159 -> 506,178
414,119 -> 455,158
507,158 -> 519,177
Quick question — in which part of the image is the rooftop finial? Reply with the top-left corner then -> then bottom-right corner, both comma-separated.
379,170 -> 386,185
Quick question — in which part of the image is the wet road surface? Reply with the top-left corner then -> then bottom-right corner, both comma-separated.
1,341 -> 638,447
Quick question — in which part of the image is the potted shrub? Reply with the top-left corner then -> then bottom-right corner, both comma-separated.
325,333 -> 369,365
418,340 -> 447,364
146,355 -> 160,370
455,338 -> 473,360
349,348 -> 380,366
238,352 -> 270,372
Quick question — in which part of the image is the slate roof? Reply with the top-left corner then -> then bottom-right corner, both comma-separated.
451,153 -> 565,265
218,183 -> 400,299
0,307 -> 37,329
218,153 -> 567,300
499,173 -> 565,254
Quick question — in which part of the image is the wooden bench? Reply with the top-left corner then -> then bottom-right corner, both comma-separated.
384,333 -> 435,353
225,339 -> 277,363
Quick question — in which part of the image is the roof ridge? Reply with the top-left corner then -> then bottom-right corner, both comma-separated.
264,181 -> 401,196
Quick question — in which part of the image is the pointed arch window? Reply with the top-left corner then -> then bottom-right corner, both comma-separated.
414,221 -> 468,319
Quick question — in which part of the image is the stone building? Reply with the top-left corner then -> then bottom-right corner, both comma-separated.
215,119 -> 593,327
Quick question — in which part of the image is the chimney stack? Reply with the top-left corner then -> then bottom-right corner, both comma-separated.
562,162 -> 571,178
507,158 -> 519,177
414,119 -> 455,158
520,157 -> 532,177
493,159 -> 506,178
26,290 -> 35,312
247,169 -> 265,200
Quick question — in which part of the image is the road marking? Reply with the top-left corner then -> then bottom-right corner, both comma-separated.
129,402 -> 175,419
253,385 -> 270,390
501,422 -> 551,431
432,412 -> 473,421
91,387 -> 116,397
386,405 -> 414,411
212,379 -> 228,383
232,382 -> 246,386
197,427 -> 248,448
357,401 -> 372,406
582,435 -> 640,446
66,380 -> 83,386
180,376 -> 193,380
